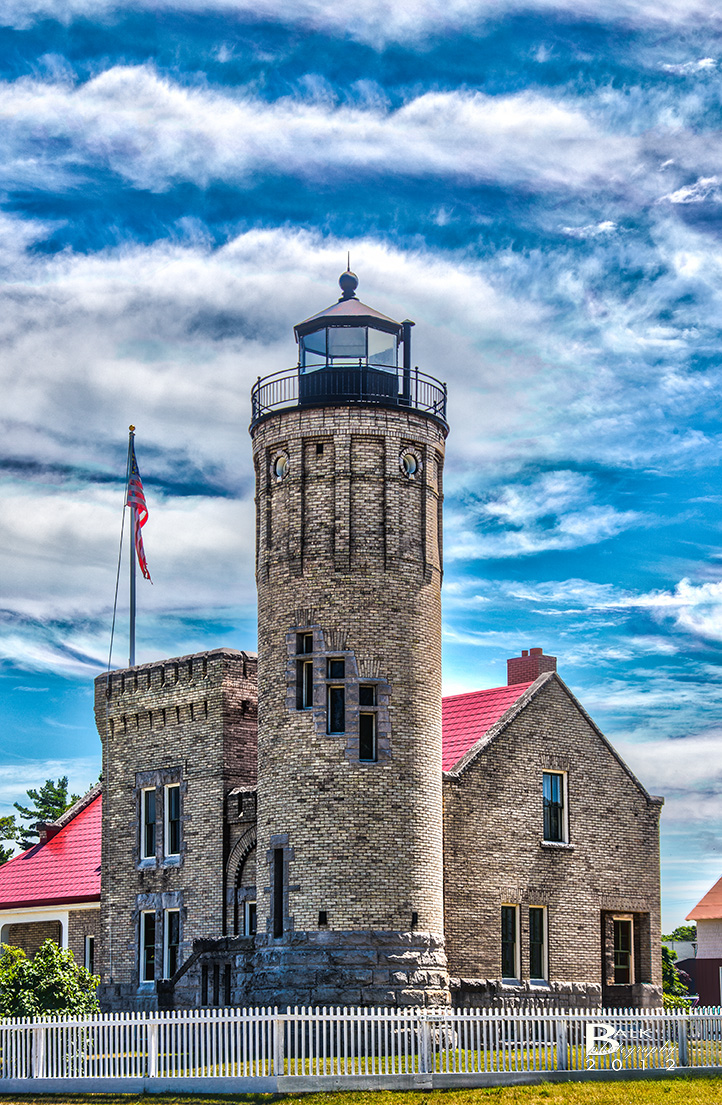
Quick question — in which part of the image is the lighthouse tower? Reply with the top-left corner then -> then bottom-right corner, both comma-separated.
249,270 -> 450,1006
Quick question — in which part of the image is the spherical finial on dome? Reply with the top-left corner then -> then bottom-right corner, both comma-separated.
339,269 -> 359,300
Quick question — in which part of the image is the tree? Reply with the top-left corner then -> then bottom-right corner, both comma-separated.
0,940 -> 99,1016
0,816 -> 17,867
662,945 -> 692,997
13,777 -> 79,851
662,924 -> 697,943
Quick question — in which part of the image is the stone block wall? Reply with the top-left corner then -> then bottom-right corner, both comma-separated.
95,648 -> 257,1010
443,674 -> 663,1009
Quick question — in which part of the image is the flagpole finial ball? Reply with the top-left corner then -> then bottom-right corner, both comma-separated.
129,424 -> 135,432
338,270 -> 358,300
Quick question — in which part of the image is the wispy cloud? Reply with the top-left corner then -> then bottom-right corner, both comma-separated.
0,67 -> 640,195
659,176 -> 722,203
2,0 -> 720,41
446,471 -> 643,560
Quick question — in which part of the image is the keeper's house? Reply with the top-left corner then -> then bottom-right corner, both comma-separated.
0,785 -> 100,971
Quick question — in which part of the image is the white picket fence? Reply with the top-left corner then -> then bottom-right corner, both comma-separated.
0,1005 -> 720,1090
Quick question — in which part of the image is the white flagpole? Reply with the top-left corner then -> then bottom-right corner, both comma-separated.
128,425 -> 136,668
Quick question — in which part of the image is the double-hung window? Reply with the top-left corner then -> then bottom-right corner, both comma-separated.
543,771 -> 567,842
141,911 -> 156,983
529,906 -> 547,980
501,905 -> 519,979
296,633 -> 314,709
165,784 -> 181,858
141,788 -> 156,859
327,659 -> 345,733
164,909 -> 180,979
613,917 -> 633,984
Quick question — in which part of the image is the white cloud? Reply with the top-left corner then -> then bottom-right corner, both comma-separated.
662,58 -> 717,75
0,66 -> 639,194
659,176 -> 722,203
445,471 -> 643,560
561,220 -> 617,238
1,0 -> 719,41
462,574 -> 722,645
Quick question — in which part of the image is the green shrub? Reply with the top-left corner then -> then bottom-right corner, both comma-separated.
0,939 -> 99,1016
662,993 -> 694,1010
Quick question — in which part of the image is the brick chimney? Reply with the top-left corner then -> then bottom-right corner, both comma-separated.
507,647 -> 557,686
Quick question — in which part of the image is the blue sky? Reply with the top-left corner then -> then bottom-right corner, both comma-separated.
1,0 -> 722,930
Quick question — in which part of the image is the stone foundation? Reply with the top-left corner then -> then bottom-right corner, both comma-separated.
451,977 -> 663,1010
251,930 -> 449,1008
251,930 -> 450,1008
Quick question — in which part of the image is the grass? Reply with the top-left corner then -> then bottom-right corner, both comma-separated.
1,1082 -> 722,1104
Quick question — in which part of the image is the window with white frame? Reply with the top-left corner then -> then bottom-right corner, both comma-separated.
141,787 -> 156,859
165,783 -> 181,857
164,909 -> 180,979
140,911 -> 156,983
501,904 -> 520,979
84,934 -> 95,974
529,906 -> 547,980
543,771 -> 567,842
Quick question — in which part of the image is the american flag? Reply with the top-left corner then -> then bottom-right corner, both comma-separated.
127,441 -> 152,582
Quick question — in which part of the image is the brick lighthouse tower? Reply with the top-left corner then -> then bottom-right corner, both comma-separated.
249,270 -> 450,1006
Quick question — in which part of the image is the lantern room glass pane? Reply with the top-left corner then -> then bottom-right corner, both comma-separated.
301,330 -> 326,372
327,326 -> 366,361
368,327 -> 397,369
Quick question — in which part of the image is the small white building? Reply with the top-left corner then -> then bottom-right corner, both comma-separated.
686,875 -> 722,1004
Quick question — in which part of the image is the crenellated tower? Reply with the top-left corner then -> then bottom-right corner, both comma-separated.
249,270 -> 450,1006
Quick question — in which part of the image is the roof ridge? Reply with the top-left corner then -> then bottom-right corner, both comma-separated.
48,782 -> 102,833
444,674 -> 551,777
442,681 -> 532,702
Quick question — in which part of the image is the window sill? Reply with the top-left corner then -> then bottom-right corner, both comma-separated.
540,840 -> 575,851
138,858 -> 156,869
162,855 -> 182,866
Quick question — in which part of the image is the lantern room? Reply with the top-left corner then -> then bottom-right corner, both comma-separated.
249,269 -> 447,427
294,269 -> 407,403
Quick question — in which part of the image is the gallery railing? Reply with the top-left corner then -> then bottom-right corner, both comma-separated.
250,364 -> 448,428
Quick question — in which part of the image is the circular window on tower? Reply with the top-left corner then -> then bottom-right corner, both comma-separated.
272,451 -> 290,483
399,448 -> 422,480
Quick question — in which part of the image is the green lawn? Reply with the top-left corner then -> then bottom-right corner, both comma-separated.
2,1081 -> 722,1105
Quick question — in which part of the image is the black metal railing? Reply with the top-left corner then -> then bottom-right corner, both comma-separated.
250,363 -> 447,427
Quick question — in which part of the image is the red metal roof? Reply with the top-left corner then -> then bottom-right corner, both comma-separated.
0,794 -> 101,910
687,873 -> 722,921
442,682 -> 533,772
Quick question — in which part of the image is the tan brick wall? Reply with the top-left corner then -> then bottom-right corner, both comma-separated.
251,405 -> 447,941
443,674 -> 663,998
68,908 -> 101,967
94,648 -> 257,1007
2,920 -> 61,958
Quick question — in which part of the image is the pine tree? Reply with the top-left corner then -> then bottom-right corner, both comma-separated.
13,777 -> 79,851
0,816 -> 16,866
